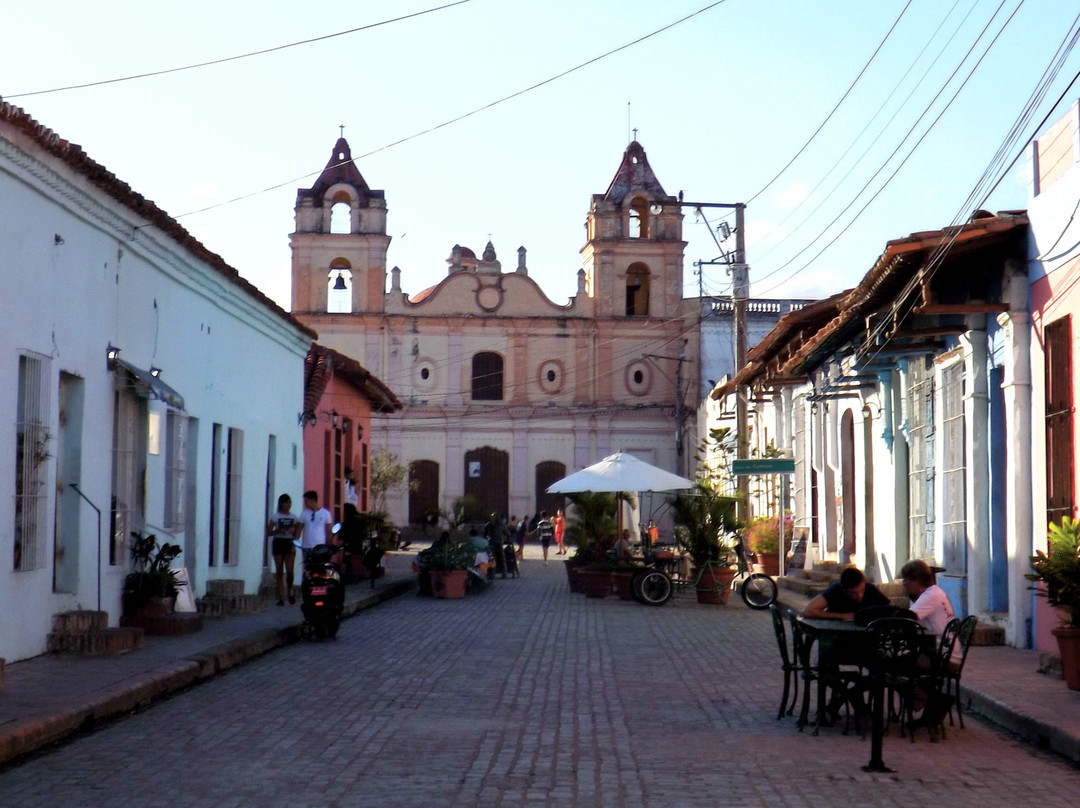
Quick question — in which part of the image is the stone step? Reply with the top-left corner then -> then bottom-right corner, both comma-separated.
51,610 -> 109,634
973,624 -> 1005,646
135,613 -> 204,636
205,579 -> 246,598
778,576 -> 829,597
47,627 -> 145,656
196,593 -> 265,618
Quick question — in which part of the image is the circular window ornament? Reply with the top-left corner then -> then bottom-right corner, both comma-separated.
476,285 -> 503,312
538,359 -> 565,394
625,361 -> 651,396
414,359 -> 437,391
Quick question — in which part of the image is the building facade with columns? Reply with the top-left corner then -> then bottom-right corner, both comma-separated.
290,138 -> 699,532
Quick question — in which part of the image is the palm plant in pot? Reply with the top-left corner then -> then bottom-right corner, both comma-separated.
1028,515 -> 1080,690
671,482 -> 740,604
561,491 -> 637,597
122,532 -> 184,619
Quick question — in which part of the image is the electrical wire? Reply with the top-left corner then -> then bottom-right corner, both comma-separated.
752,0 -> 1023,297
171,0 -> 732,221
746,0 -> 914,205
4,2 -> 475,99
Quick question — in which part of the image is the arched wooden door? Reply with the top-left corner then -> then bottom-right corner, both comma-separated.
535,461 -> 567,517
464,446 -> 508,518
408,460 -> 440,526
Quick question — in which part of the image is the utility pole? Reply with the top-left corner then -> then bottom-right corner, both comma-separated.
732,204 -> 750,524
653,199 -> 748,484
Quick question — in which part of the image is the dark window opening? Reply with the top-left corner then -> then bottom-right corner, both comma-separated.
472,352 -> 504,401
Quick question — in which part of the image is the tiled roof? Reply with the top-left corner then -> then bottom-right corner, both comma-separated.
0,99 -> 317,341
303,344 -> 402,417
715,211 -> 1029,397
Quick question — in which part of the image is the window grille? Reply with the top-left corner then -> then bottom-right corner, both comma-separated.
14,351 -> 51,571
111,387 -> 143,565
941,362 -> 966,572
907,356 -> 935,558
224,428 -> 243,565
1045,316 -> 1074,524
165,412 -> 188,531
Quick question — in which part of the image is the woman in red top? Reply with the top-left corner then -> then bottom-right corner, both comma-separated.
554,510 -> 566,555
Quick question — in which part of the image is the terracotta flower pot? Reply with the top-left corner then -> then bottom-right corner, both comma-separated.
694,565 -> 736,605
1052,625 -> 1080,691
611,571 -> 635,600
564,561 -> 584,594
430,569 -> 468,599
753,552 -> 780,577
577,569 -> 612,599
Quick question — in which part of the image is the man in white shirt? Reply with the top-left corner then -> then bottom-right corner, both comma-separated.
900,559 -> 956,636
299,490 -> 333,553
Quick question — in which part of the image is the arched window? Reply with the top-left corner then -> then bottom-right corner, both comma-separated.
628,197 -> 650,239
471,352 -> 504,401
625,263 -> 650,316
327,258 -> 352,313
330,200 -> 351,234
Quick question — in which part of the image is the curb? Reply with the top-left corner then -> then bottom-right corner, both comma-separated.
965,689 -> 1080,767
0,577 -> 416,767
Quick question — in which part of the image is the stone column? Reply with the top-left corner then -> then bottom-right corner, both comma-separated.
962,327 -> 990,616
998,307 -> 1033,647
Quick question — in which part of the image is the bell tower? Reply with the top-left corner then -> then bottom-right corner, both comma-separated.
290,137 -> 390,314
580,141 -> 686,319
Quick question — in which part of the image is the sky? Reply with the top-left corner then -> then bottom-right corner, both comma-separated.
3,0 -> 1079,310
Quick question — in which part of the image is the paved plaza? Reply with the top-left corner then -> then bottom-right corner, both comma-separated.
1,556 -> 1078,807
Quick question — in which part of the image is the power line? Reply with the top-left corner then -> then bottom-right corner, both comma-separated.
172,1 -> 732,220
753,0 -> 1023,296
4,1 -> 475,99
746,0 -> 914,205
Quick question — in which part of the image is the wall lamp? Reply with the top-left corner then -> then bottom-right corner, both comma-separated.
106,343 -> 121,369
861,402 -> 879,421
331,410 -> 339,430
357,424 -> 364,441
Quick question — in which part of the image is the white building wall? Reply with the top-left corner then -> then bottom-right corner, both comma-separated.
0,113 -> 309,662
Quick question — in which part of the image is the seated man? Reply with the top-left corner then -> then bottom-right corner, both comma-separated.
802,567 -> 892,621
900,559 -> 955,636
612,529 -> 635,563
900,558 -> 958,727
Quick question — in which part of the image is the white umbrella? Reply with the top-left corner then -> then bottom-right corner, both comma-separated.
546,451 -> 694,494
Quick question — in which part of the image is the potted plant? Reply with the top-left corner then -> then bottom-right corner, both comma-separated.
562,492 -> 635,597
747,515 -> 782,576
671,482 -> 739,604
1028,515 -> 1080,690
122,532 -> 184,620
415,536 -> 476,599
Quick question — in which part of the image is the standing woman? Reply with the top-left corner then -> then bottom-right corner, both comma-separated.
268,494 -> 300,605
554,509 -> 567,555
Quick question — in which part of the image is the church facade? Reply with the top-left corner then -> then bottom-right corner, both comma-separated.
290,138 -> 699,532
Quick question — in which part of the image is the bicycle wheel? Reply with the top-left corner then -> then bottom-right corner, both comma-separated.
740,572 -> 777,609
633,570 -> 673,606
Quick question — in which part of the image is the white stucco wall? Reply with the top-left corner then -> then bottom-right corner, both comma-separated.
0,114 -> 309,662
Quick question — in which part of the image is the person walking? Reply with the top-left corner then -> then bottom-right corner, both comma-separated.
267,493 -> 300,605
554,509 -> 566,555
516,514 -> 530,562
536,511 -> 555,564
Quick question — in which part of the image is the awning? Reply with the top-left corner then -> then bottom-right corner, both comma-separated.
113,358 -> 185,410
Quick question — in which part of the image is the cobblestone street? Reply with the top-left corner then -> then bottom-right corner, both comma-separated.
2,559 -> 1077,807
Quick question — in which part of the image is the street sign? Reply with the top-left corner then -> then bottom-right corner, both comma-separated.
731,458 -> 795,475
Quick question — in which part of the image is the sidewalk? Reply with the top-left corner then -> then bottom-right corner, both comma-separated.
0,552 -> 417,768
1,555 -> 1079,771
